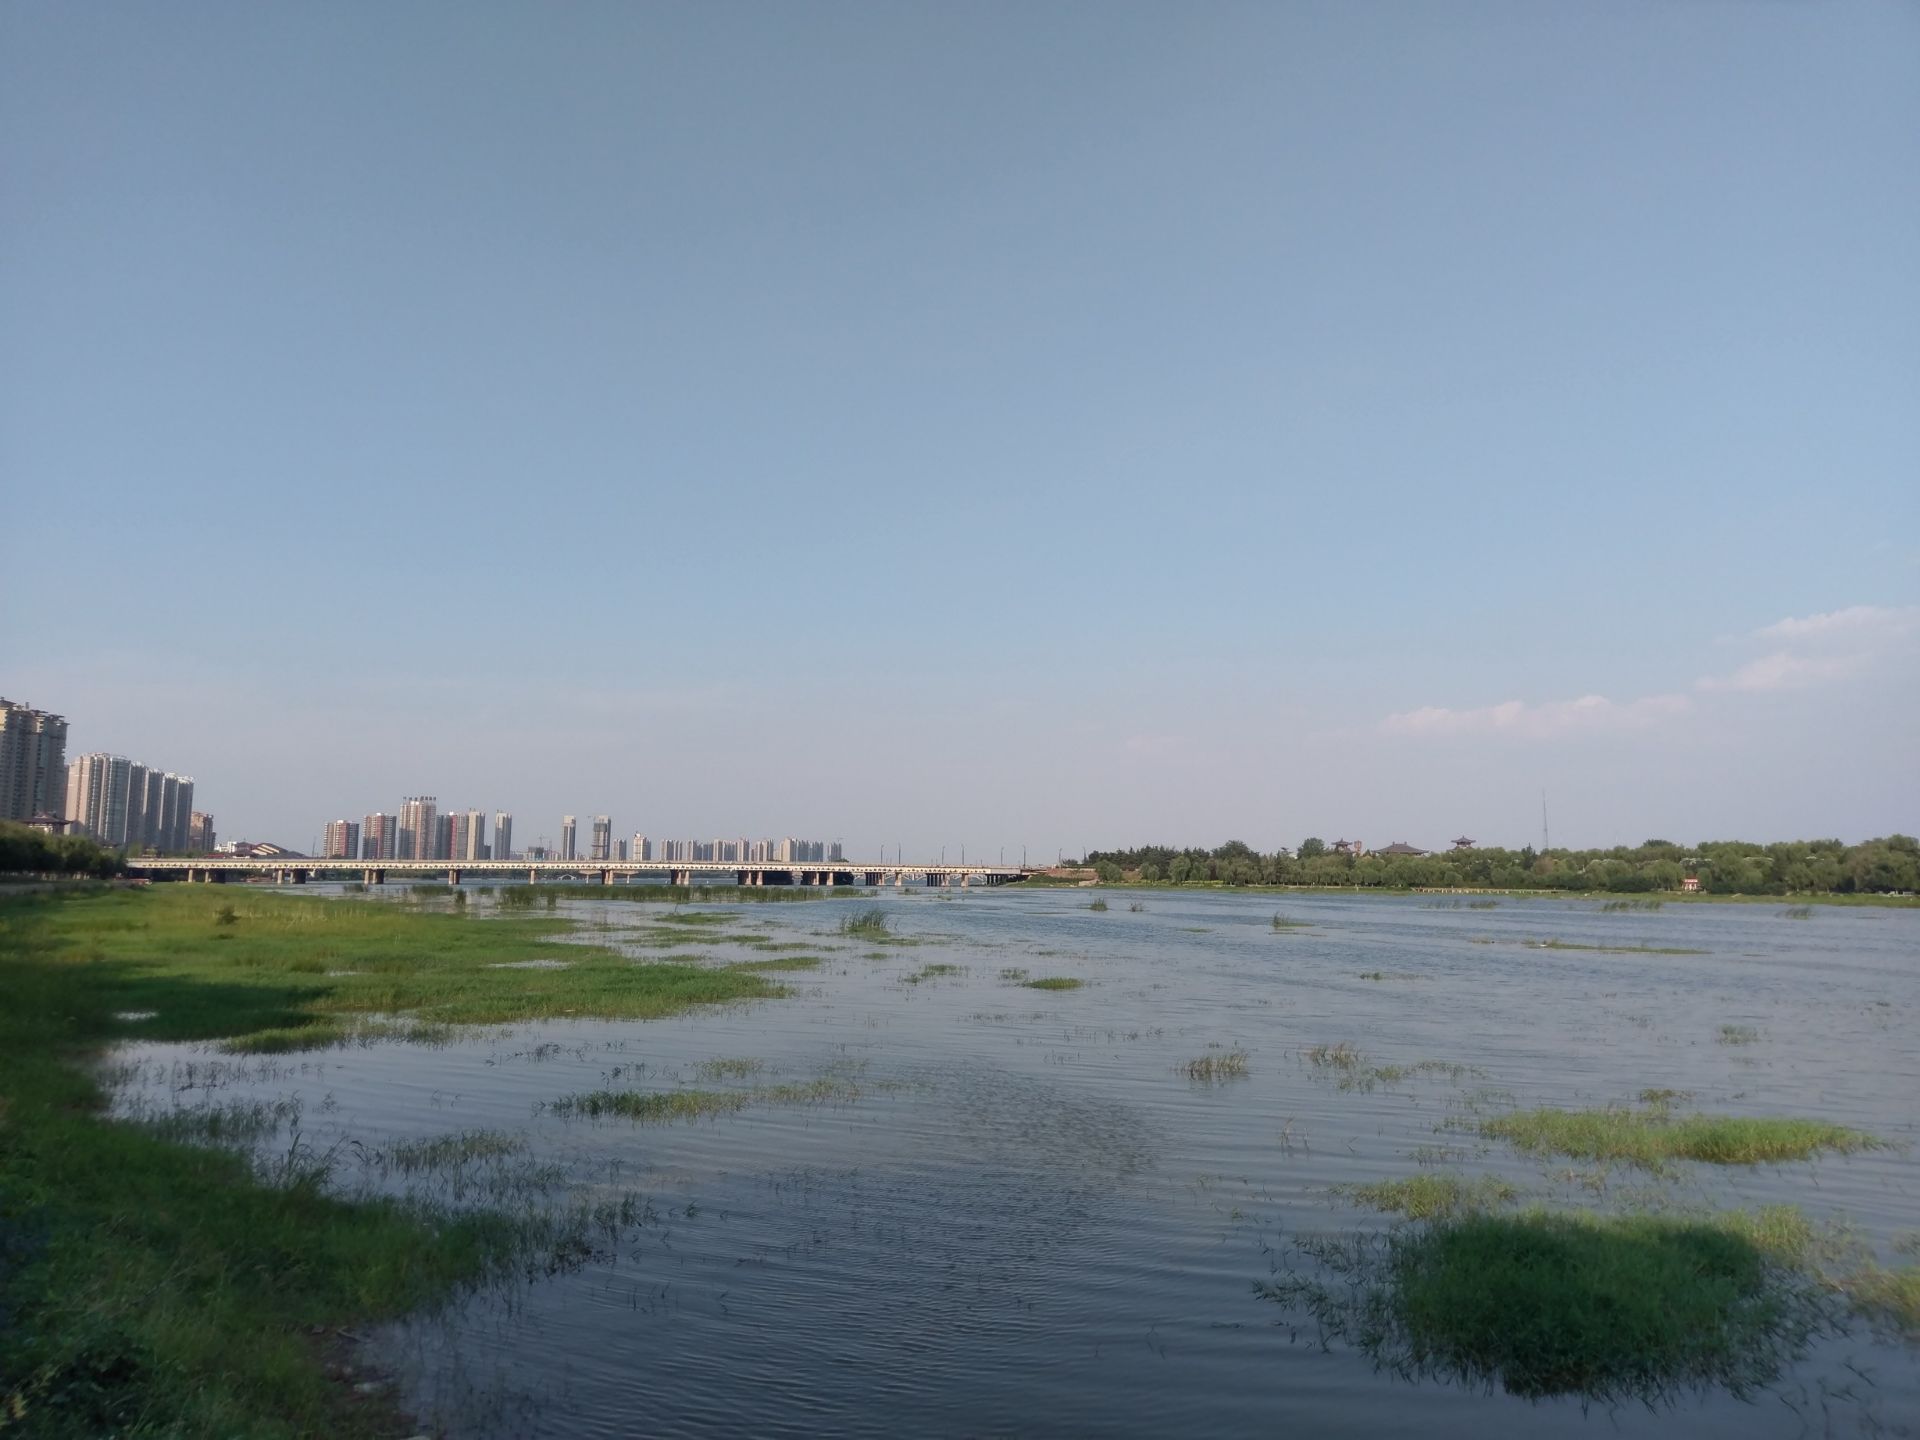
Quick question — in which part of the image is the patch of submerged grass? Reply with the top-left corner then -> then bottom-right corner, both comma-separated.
1638,1087 -> 1692,1107
1780,905 -> 1815,920
1338,1172 -> 1521,1219
1182,1049 -> 1250,1082
1022,976 -> 1084,991
548,1076 -> 863,1122
549,1088 -> 750,1122
1341,1059 -> 1480,1093
1271,912 -> 1306,931
728,955 -> 823,972
1262,1207 -> 1830,1404
1086,898 -> 1108,911
1303,1042 -> 1364,1070
903,962 -> 965,984
1525,938 -> 1706,955
1842,1263 -> 1920,1338
1598,898 -> 1664,912
1718,1024 -> 1760,1045
130,1095 -> 306,1149
1479,1106 -> 1883,1170
381,1130 -> 527,1173
691,1057 -> 764,1081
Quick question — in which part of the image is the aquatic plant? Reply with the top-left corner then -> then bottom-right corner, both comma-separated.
903,962 -> 965,984
1261,1207 -> 1832,1404
1781,905 -> 1815,920
1182,1049 -> 1250,1082
1718,1024 -> 1760,1045
548,1077 -> 863,1121
1336,1172 -> 1520,1219
1271,913 -> 1306,931
1303,1042 -> 1364,1070
840,907 -> 891,939
1022,976 -> 1084,991
1478,1107 -> 1881,1170
692,1057 -> 765,1081
1087,898 -> 1108,911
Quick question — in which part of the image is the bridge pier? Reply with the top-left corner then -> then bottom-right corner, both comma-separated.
529,868 -> 539,884
447,868 -> 462,885
600,869 -> 614,886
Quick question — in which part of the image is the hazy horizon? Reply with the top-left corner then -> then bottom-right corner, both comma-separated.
5,3 -> 1915,859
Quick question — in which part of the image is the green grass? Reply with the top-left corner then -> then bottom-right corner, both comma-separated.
1182,1049 -> 1250,1082
1479,1106 -> 1882,1170
1271,912 -> 1307,930
1262,1207 -> 1830,1403
0,890 -> 561,1438
1086,898 -> 1108,911
0,887 -> 785,1054
1718,1024 -> 1760,1045
1022,976 -> 1084,991
1337,1173 -> 1521,1219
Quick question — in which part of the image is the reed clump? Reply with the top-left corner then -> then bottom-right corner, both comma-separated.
840,907 -> 892,939
1022,976 -> 1084,991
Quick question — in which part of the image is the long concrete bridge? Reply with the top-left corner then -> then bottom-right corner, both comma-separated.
126,857 -> 1032,889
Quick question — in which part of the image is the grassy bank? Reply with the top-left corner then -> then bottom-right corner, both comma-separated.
0,887 -> 786,1436
19,887 -> 784,1053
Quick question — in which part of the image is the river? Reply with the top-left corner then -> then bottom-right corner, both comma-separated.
107,885 -> 1920,1436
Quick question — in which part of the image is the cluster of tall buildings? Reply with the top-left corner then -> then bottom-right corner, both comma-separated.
635,836 -> 842,864
65,753 -> 207,852
327,797 -> 513,862
1,697 -> 211,852
317,798 -> 842,869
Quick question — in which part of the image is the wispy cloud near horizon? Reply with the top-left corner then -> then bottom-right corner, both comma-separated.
1383,603 -> 1917,738
1380,692 -> 1692,739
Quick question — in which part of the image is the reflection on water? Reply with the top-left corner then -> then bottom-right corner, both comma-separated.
108,888 -> 1920,1436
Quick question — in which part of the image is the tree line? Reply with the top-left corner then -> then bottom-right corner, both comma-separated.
0,822 -> 127,879
1079,835 -> 1920,895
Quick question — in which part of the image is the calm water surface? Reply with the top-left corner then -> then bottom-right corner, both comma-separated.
109,887 -> 1920,1437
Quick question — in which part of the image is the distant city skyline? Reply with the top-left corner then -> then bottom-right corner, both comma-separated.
4,6 -> 1914,854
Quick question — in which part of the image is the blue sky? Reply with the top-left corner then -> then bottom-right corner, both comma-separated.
4,2 -> 1915,858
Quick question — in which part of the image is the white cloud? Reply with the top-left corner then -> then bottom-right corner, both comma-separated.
1696,603 -> 1918,693
1755,605 -> 1919,645
1381,692 -> 1691,740
1695,651 -> 1867,694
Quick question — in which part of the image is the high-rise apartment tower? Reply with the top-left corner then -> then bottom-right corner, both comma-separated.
0,699 -> 68,823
